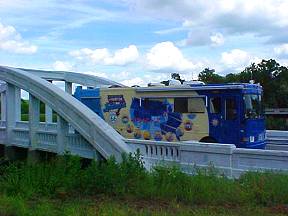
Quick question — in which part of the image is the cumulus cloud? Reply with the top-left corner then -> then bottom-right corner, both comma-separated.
145,41 -> 203,72
274,44 -> 288,58
0,22 -> 37,54
52,61 -> 74,71
178,30 -> 225,47
120,71 -> 173,87
125,0 -> 288,45
210,33 -> 225,47
69,45 -> 139,66
220,49 -> 260,72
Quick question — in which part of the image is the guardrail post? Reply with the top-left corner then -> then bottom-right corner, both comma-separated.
6,83 -> 16,144
57,116 -> 69,154
45,80 -> 53,123
0,92 -> 6,121
29,94 -> 40,148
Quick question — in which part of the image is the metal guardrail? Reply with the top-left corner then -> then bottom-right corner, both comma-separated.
265,108 -> 288,115
266,130 -> 288,151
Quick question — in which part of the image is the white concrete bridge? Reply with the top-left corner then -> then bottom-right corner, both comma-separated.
0,66 -> 131,162
0,66 -> 288,178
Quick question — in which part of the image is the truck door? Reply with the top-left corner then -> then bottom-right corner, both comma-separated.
209,96 -> 222,142
221,96 -> 240,145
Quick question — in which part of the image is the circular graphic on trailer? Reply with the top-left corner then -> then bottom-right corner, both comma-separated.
184,120 -> 193,131
211,119 -> 219,127
122,115 -> 129,124
154,131 -> 163,141
134,128 -> 142,139
126,124 -> 134,133
109,111 -> 117,123
187,113 -> 196,120
143,130 -> 151,140
165,132 -> 175,142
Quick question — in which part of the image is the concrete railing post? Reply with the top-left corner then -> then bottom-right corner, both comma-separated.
65,81 -> 72,95
52,81 -> 73,154
6,83 -> 16,144
57,116 -> 69,154
0,92 -> 6,121
29,94 -> 40,148
15,87 -> 21,122
45,80 -> 53,123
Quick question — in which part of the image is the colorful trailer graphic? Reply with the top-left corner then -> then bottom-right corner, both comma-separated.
74,83 -> 266,149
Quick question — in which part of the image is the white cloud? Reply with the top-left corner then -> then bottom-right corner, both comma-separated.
52,61 -> 74,71
210,33 -> 225,47
145,41 -> 203,72
221,49 -> 260,72
274,44 -> 288,58
126,0 -> 288,45
221,49 -> 250,67
105,45 -> 139,65
180,31 -> 225,47
121,77 -> 145,86
69,45 -> 139,66
0,22 -> 37,54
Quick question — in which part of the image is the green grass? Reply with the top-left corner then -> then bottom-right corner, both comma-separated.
0,195 -> 284,216
0,153 -> 287,215
0,195 -> 285,216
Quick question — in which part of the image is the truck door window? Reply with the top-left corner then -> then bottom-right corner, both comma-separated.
174,98 -> 188,113
188,98 -> 205,113
174,97 -> 205,113
210,97 -> 221,114
225,98 -> 237,120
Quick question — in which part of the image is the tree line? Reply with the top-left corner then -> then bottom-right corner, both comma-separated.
169,59 -> 288,108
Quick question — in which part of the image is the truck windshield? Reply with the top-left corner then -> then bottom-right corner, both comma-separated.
244,94 -> 263,119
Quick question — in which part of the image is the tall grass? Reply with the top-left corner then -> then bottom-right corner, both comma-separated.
0,152 -> 287,207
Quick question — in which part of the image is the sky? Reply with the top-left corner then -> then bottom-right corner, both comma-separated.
1,0 -> 288,87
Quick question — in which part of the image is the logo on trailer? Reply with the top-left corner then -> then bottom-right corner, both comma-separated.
103,95 -> 126,114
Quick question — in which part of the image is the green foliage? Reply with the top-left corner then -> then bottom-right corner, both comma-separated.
81,150 -> 150,196
198,59 -> 288,109
0,154 -> 83,197
151,165 -> 246,205
171,73 -> 185,84
266,116 -> 288,130
239,172 -> 288,206
0,153 -> 288,209
21,114 -> 58,122
198,68 -> 225,84
21,99 -> 29,114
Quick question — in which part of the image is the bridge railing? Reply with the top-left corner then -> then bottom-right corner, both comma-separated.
127,138 -> 288,178
0,119 -> 288,178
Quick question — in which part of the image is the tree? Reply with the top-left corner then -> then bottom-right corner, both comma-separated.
198,68 -> 224,84
171,73 -> 185,84
241,59 -> 282,107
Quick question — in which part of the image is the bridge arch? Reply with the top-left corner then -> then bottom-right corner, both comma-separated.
0,66 -> 131,161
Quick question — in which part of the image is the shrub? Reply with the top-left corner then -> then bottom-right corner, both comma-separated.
239,171 -> 288,205
0,152 -> 288,207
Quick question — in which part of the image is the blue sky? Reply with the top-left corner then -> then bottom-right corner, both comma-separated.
1,0 -> 288,86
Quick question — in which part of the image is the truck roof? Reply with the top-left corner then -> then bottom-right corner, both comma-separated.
134,83 -> 262,92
